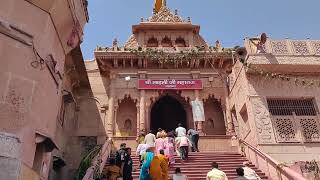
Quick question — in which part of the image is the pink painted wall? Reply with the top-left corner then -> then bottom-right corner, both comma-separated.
204,98 -> 226,135
0,0 -> 88,179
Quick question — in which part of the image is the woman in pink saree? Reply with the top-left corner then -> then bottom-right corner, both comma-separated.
155,137 -> 165,155
164,132 -> 175,165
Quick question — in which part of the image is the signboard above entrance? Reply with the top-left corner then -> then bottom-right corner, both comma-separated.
138,79 -> 203,90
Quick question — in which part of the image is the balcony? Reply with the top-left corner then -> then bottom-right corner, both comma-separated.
245,39 -> 320,73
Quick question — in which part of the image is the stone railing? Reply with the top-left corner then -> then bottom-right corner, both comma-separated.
82,138 -> 112,180
239,139 -> 306,180
246,39 -> 320,56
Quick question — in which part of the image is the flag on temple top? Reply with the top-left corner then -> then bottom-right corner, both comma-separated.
154,0 -> 162,13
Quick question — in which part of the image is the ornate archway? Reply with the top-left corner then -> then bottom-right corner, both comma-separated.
115,96 -> 137,136
150,95 -> 187,132
149,91 -> 192,132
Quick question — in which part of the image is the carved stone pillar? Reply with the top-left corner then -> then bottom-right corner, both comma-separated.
139,90 -> 146,132
222,100 -> 235,135
107,88 -> 115,137
145,101 -> 151,132
113,105 -> 119,136
220,73 -> 236,135
138,71 -> 147,132
136,103 -> 140,136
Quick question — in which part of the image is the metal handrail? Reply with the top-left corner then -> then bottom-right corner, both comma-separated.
239,139 -> 306,180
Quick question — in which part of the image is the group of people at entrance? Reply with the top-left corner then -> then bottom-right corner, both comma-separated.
102,123 -> 261,180
135,123 -> 199,180
138,124 -> 199,162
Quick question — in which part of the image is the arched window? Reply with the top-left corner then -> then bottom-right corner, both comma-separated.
161,37 -> 173,47
147,37 -> 159,47
175,37 -> 187,47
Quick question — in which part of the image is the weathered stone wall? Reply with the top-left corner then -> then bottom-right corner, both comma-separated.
0,0 -> 88,179
0,132 -> 21,180
0,23 -> 61,167
228,61 -> 259,146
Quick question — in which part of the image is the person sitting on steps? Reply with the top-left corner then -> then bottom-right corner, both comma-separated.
242,161 -> 261,180
172,167 -> 188,180
234,167 -> 248,180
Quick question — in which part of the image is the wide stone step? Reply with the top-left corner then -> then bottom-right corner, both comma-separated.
132,169 -> 265,175
132,156 -> 247,160
133,167 -> 264,172
132,174 -> 269,180
109,152 -> 270,180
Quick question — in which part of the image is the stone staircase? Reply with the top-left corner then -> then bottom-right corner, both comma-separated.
131,152 -> 269,179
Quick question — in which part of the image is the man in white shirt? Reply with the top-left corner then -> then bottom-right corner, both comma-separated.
242,162 -> 261,180
144,130 -> 156,147
175,123 -> 186,137
206,162 -> 228,180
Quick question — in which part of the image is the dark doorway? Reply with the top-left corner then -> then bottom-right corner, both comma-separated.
150,95 -> 187,133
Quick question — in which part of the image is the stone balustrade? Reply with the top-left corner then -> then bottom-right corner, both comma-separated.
247,39 -> 320,56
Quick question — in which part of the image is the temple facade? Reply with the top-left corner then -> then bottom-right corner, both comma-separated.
84,3 -> 320,176
86,6 -> 238,143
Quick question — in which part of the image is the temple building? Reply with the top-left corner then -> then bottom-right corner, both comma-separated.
83,2 -> 320,179
85,4 -> 237,148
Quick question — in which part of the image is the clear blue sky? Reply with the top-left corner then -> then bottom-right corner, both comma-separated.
81,0 -> 320,60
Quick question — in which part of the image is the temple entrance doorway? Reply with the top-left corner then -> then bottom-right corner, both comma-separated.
150,95 -> 187,133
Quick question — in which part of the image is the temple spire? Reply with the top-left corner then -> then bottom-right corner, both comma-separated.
154,0 -> 167,13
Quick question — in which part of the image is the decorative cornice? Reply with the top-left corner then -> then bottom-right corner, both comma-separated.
124,35 -> 138,49
148,6 -> 185,23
